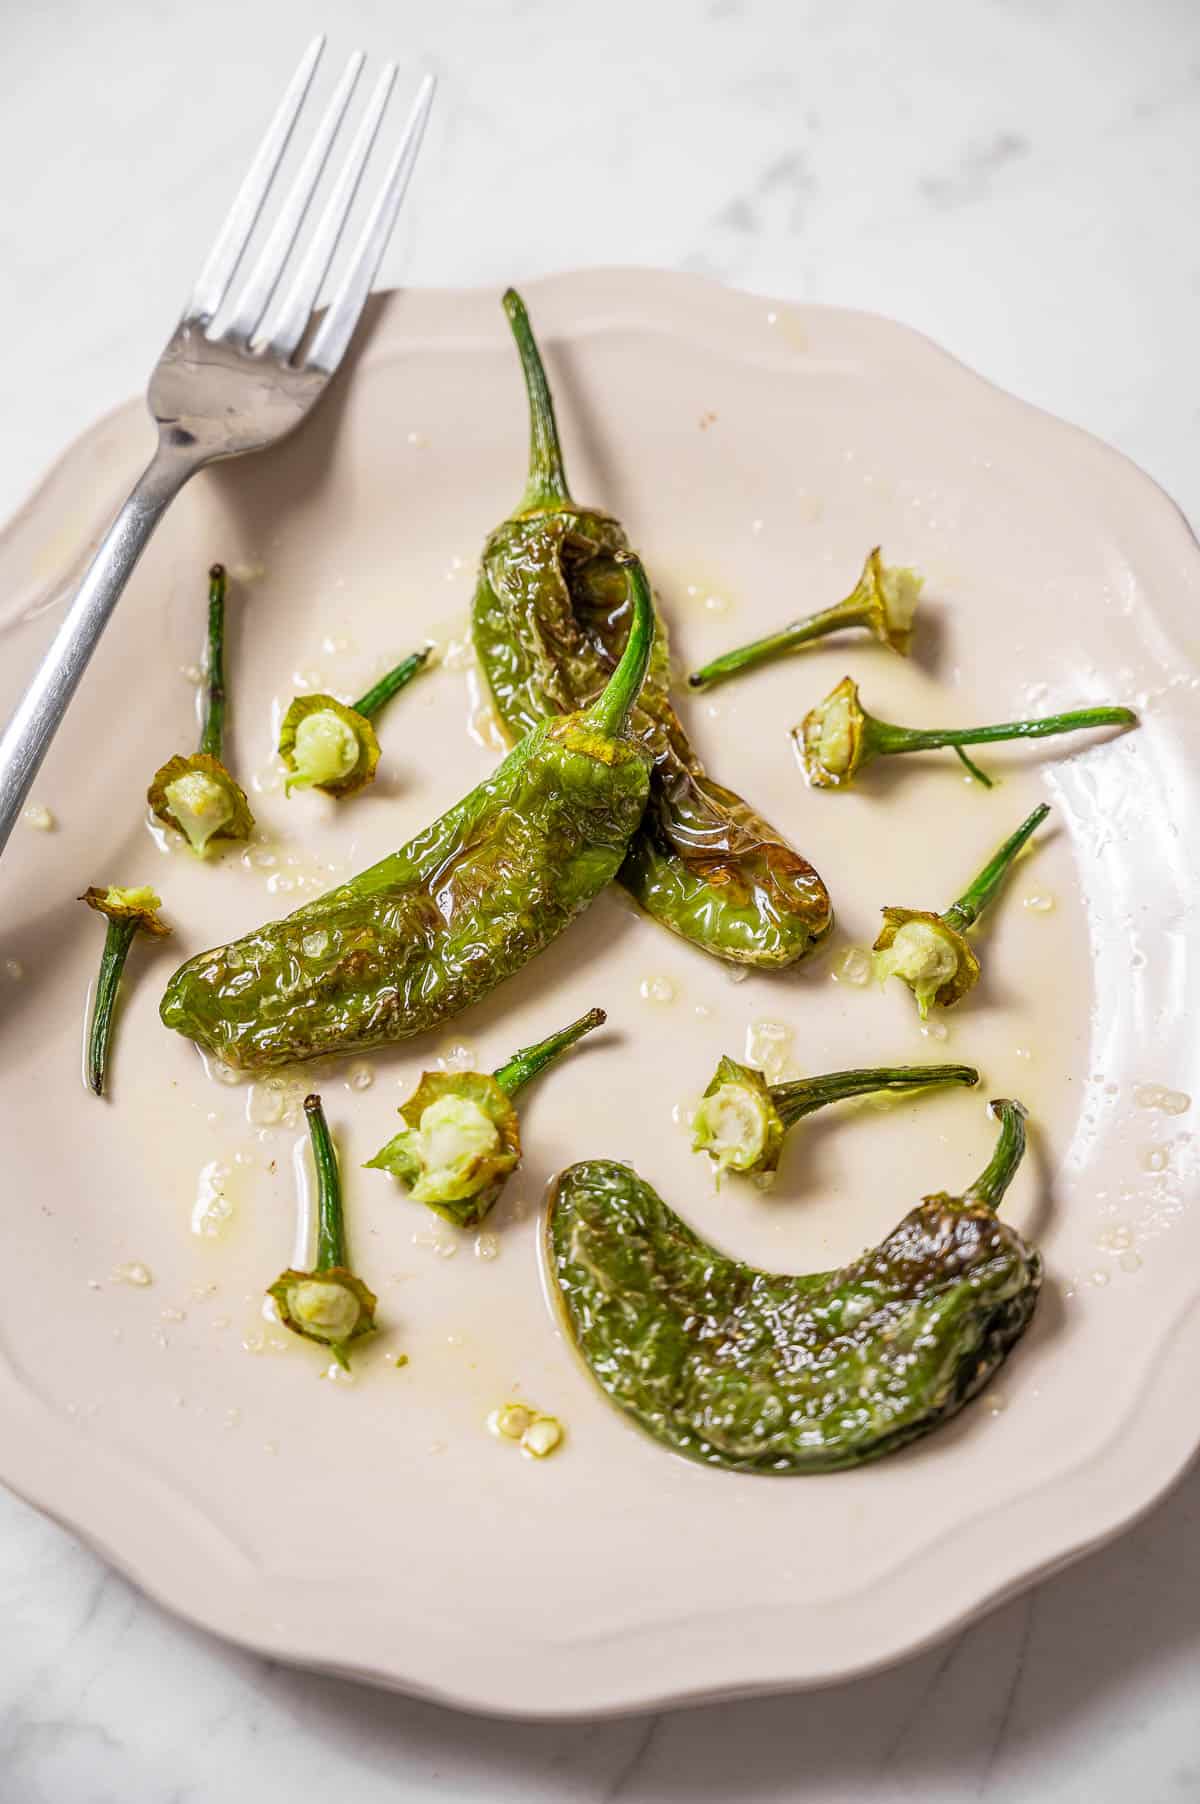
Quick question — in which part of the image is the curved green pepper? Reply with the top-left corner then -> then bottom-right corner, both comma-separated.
547,1100 -> 1039,1473
470,289 -> 833,969
160,559 -> 655,1069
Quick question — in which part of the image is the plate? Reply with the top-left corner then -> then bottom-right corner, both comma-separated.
0,270 -> 1197,1718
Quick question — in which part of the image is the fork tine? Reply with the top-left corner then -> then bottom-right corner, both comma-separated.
223,50 -> 365,345
305,73 -> 436,374
259,62 -> 398,358
187,35 -> 326,325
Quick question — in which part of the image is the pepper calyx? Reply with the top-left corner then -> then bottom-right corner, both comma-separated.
148,753 -> 255,854
268,1265 -> 378,1368
795,677 -> 869,787
80,885 -> 171,936
278,693 -> 381,799
366,1070 -> 521,1226
692,1055 -> 785,1177
872,907 -> 979,1015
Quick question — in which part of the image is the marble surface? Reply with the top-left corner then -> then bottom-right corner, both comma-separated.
1,0 -> 1198,1796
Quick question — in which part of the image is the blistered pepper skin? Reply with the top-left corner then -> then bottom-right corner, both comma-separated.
547,1112 -> 1040,1473
160,715 -> 649,1069
162,558 -> 656,1071
472,292 -> 833,968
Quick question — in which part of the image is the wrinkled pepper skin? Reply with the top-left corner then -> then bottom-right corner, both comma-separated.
471,289 -> 833,968
547,1103 -> 1039,1473
161,563 -> 656,1071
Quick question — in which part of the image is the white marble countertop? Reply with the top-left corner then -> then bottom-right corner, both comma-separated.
2,0 -> 1199,1796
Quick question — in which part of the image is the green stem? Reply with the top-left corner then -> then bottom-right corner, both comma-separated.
941,803 -> 1049,933
353,646 -> 432,720
954,746 -> 994,787
872,705 -> 1136,760
770,1063 -> 978,1131
585,554 -> 654,738
87,917 -> 138,1096
963,1099 -> 1028,1212
305,1094 -> 346,1270
198,564 -> 227,760
493,1007 -> 606,1097
504,288 -> 572,512
688,598 -> 867,691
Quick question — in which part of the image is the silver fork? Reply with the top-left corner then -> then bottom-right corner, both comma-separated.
0,36 -> 435,857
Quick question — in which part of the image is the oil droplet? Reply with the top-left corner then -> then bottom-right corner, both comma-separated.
920,1020 -> 949,1043
703,592 -> 731,615
795,494 -> 823,525
267,873 -> 295,895
4,959 -> 23,981
247,1079 -> 290,1127
181,663 -> 203,684
1015,1047 -> 1033,1062
301,929 -> 329,960
21,803 -> 54,831
346,1060 -> 374,1091
1120,1250 -> 1143,1273
639,976 -> 676,1004
436,1040 -> 478,1073
986,1391 -> 1007,1415
671,1098 -> 697,1129
694,1003 -> 712,1019
751,518 -> 765,535
229,561 -> 265,583
223,1408 -> 242,1429
406,430 -> 428,448
160,1307 -> 186,1324
745,1019 -> 794,1082
1133,1084 -> 1191,1115
726,966 -> 749,986
325,1363 -> 355,1385
831,947 -> 872,987
112,1262 -> 153,1286
1089,1270 -> 1110,1287
191,1161 -> 234,1238
1139,1145 -> 1169,1174
1023,892 -> 1056,913
474,1232 -> 498,1261
1097,1224 -> 1133,1252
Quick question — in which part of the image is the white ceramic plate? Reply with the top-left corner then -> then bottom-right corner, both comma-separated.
0,271 -> 1197,1718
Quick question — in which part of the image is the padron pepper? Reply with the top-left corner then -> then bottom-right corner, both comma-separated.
149,564 -> 254,854
79,885 -> 171,1096
874,802 -> 1048,1017
278,645 -> 431,799
470,288 -> 832,969
547,1099 -> 1038,1473
797,675 -> 1136,789
269,1093 -> 378,1369
366,1006 -> 605,1227
160,557 -> 656,1069
687,547 -> 922,692
692,1057 -> 978,1178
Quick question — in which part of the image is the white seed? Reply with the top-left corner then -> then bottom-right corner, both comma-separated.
488,1403 -> 534,1440
639,976 -> 676,1004
21,803 -> 54,831
474,1232 -> 499,1261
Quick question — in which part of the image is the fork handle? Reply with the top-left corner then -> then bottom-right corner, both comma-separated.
0,440 -> 200,858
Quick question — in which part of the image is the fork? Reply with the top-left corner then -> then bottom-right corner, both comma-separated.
0,36 -> 435,857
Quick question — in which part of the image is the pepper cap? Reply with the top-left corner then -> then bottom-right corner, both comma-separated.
278,693 -> 382,799
872,907 -> 980,1016
794,677 -> 869,787
148,753 -> 255,854
79,885 -> 171,937
692,1055 -> 786,1177
365,1070 -> 522,1228
268,1266 -> 378,1370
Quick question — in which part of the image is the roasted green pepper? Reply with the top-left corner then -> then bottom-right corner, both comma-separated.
874,803 -> 1048,1017
548,1100 -> 1038,1473
693,1057 -> 978,1178
148,564 -> 254,854
687,548 -> 921,691
366,1006 -> 605,1227
79,885 -> 171,1096
278,645 -> 431,799
269,1093 -> 378,1369
797,676 -> 1136,789
470,289 -> 832,968
160,558 -> 655,1069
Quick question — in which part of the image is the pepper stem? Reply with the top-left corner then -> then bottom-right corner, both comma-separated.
941,803 -> 1049,933
872,705 -> 1136,760
352,646 -> 432,720
585,554 -> 655,738
198,564 -> 227,760
688,597 -> 868,691
86,917 -> 138,1096
305,1094 -> 346,1271
963,1099 -> 1028,1212
770,1063 -> 978,1131
504,288 -> 572,512
493,1007 -> 607,1098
